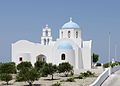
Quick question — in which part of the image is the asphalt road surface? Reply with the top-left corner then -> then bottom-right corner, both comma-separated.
102,70 -> 120,86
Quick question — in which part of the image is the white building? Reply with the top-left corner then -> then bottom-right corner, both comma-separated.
11,18 -> 92,71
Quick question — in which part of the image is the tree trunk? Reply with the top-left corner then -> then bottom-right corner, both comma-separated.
6,81 -> 9,85
29,82 -> 32,86
51,74 -> 54,80
65,72 -> 68,77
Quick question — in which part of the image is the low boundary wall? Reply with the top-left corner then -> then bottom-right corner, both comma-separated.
90,66 -> 120,86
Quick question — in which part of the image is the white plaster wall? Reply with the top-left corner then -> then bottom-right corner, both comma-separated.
16,53 -> 31,64
54,49 -> 75,67
59,29 -> 75,39
12,40 -> 54,66
82,40 -> 92,69
30,44 -> 54,65
53,38 -> 83,70
12,40 -> 35,65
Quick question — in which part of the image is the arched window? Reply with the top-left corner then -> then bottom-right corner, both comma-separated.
61,31 -> 63,38
76,31 -> 78,38
36,55 -> 46,62
19,57 -> 22,61
68,31 -> 70,38
45,30 -> 48,36
47,39 -> 49,44
44,39 -> 46,45
61,54 -> 65,60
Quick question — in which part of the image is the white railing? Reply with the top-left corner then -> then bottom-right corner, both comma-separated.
111,66 -> 120,74
89,68 -> 109,86
90,65 -> 120,86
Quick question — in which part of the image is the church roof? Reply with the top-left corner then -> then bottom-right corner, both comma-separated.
62,18 -> 80,29
57,41 -> 73,49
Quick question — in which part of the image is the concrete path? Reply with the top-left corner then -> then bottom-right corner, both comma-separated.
102,70 -> 120,86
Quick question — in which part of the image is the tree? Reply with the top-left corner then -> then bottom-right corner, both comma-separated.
17,61 -> 32,70
16,67 -> 40,86
58,62 -> 73,77
34,61 -> 46,71
0,62 -> 16,74
0,73 -> 12,85
41,63 -> 57,80
0,62 -> 16,85
92,53 -> 99,63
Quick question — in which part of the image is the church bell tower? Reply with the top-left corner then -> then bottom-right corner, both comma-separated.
41,25 -> 52,45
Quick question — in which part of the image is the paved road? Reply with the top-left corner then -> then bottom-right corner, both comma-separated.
102,70 -> 120,86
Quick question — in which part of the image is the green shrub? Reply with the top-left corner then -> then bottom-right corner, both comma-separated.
80,71 -> 95,78
103,62 -> 120,68
96,63 -> 101,66
103,63 -> 110,68
80,72 -> 89,77
86,71 -> 95,77
51,82 -> 61,86
0,73 -> 12,85
74,75 -> 83,79
60,80 -> 65,82
111,63 -> 116,68
66,77 -> 75,82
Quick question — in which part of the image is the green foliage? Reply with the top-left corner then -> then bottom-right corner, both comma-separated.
51,82 -> 61,86
34,61 -> 46,71
66,77 -> 75,82
96,63 -> 101,66
17,61 -> 32,70
103,61 -> 120,68
16,62 -> 40,86
41,63 -> 57,80
0,73 -> 12,85
103,63 -> 110,68
92,53 -> 99,63
60,80 -> 65,82
58,62 -> 73,77
0,62 -> 16,74
80,71 -> 95,78
16,67 -> 40,86
77,75 -> 83,79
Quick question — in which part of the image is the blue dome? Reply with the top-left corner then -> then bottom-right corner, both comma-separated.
57,41 -> 73,49
62,18 -> 80,29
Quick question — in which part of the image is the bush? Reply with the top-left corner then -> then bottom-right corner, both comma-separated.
17,62 -> 32,70
0,73 -> 12,85
60,80 -> 65,82
51,82 -> 61,86
103,63 -> 110,68
80,71 -> 95,78
16,68 -> 40,86
0,62 -> 16,74
34,61 -> 46,71
41,63 -> 57,80
103,62 -> 120,68
58,62 -> 73,77
66,77 -> 75,82
86,71 -> 95,77
96,63 -> 101,66
74,75 -> 83,79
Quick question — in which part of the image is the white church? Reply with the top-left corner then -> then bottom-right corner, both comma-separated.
11,18 -> 92,71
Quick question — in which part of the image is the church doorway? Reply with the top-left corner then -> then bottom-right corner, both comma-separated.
36,54 -> 46,62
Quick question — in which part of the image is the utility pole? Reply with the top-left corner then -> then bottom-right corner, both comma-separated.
108,32 -> 111,75
115,45 -> 117,62
108,32 -> 111,66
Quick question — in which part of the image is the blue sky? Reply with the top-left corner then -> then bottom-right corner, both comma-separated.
0,0 -> 120,63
